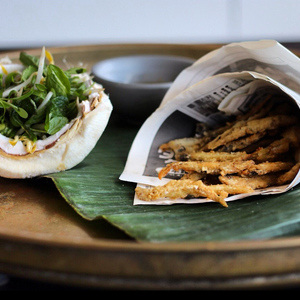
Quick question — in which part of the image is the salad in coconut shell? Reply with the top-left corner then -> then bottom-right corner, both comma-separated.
0,47 -> 112,178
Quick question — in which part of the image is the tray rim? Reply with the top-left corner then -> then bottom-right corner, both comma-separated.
2,223 -> 300,252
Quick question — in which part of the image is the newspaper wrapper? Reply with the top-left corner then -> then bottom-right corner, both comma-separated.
119,40 -> 300,205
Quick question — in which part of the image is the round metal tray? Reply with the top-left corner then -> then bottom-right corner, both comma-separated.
1,43 -> 300,290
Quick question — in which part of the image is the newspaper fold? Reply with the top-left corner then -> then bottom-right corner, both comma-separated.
119,40 -> 300,205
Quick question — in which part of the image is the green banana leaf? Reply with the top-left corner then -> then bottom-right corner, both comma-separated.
45,115 -> 300,242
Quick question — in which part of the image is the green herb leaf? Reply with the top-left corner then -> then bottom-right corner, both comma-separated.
0,100 -> 28,119
44,96 -> 69,135
46,116 -> 68,135
46,64 -> 70,97
5,72 -> 21,87
19,52 -> 39,68
7,88 -> 34,102
21,65 -> 38,81
65,67 -> 87,75
9,108 -> 36,142
15,106 -> 29,119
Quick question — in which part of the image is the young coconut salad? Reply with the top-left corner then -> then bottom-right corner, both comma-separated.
0,47 -> 104,155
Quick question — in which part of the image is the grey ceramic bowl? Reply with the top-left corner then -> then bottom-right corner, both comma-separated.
91,55 -> 195,124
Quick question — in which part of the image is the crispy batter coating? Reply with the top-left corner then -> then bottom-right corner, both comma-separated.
158,160 -> 255,179
219,174 -> 279,190
277,162 -> 300,185
188,150 -> 249,162
282,125 -> 300,147
249,138 -> 290,162
241,161 -> 294,176
218,132 -> 266,152
136,179 -> 254,207
135,100 -> 300,207
159,137 -> 209,160
203,115 -> 298,151
135,179 -> 228,206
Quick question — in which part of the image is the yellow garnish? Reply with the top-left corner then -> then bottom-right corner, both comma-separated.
20,136 -> 37,154
26,142 -> 37,154
9,136 -> 19,146
45,49 -> 54,65
9,136 -> 37,154
0,64 -> 8,75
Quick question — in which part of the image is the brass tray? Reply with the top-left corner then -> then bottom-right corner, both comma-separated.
1,43 -> 300,290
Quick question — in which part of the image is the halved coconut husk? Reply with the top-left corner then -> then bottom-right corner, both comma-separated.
0,91 -> 112,178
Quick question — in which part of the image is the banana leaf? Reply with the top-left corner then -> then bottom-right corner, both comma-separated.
45,115 -> 300,242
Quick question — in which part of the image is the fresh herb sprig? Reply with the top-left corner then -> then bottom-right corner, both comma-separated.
0,48 -> 90,142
